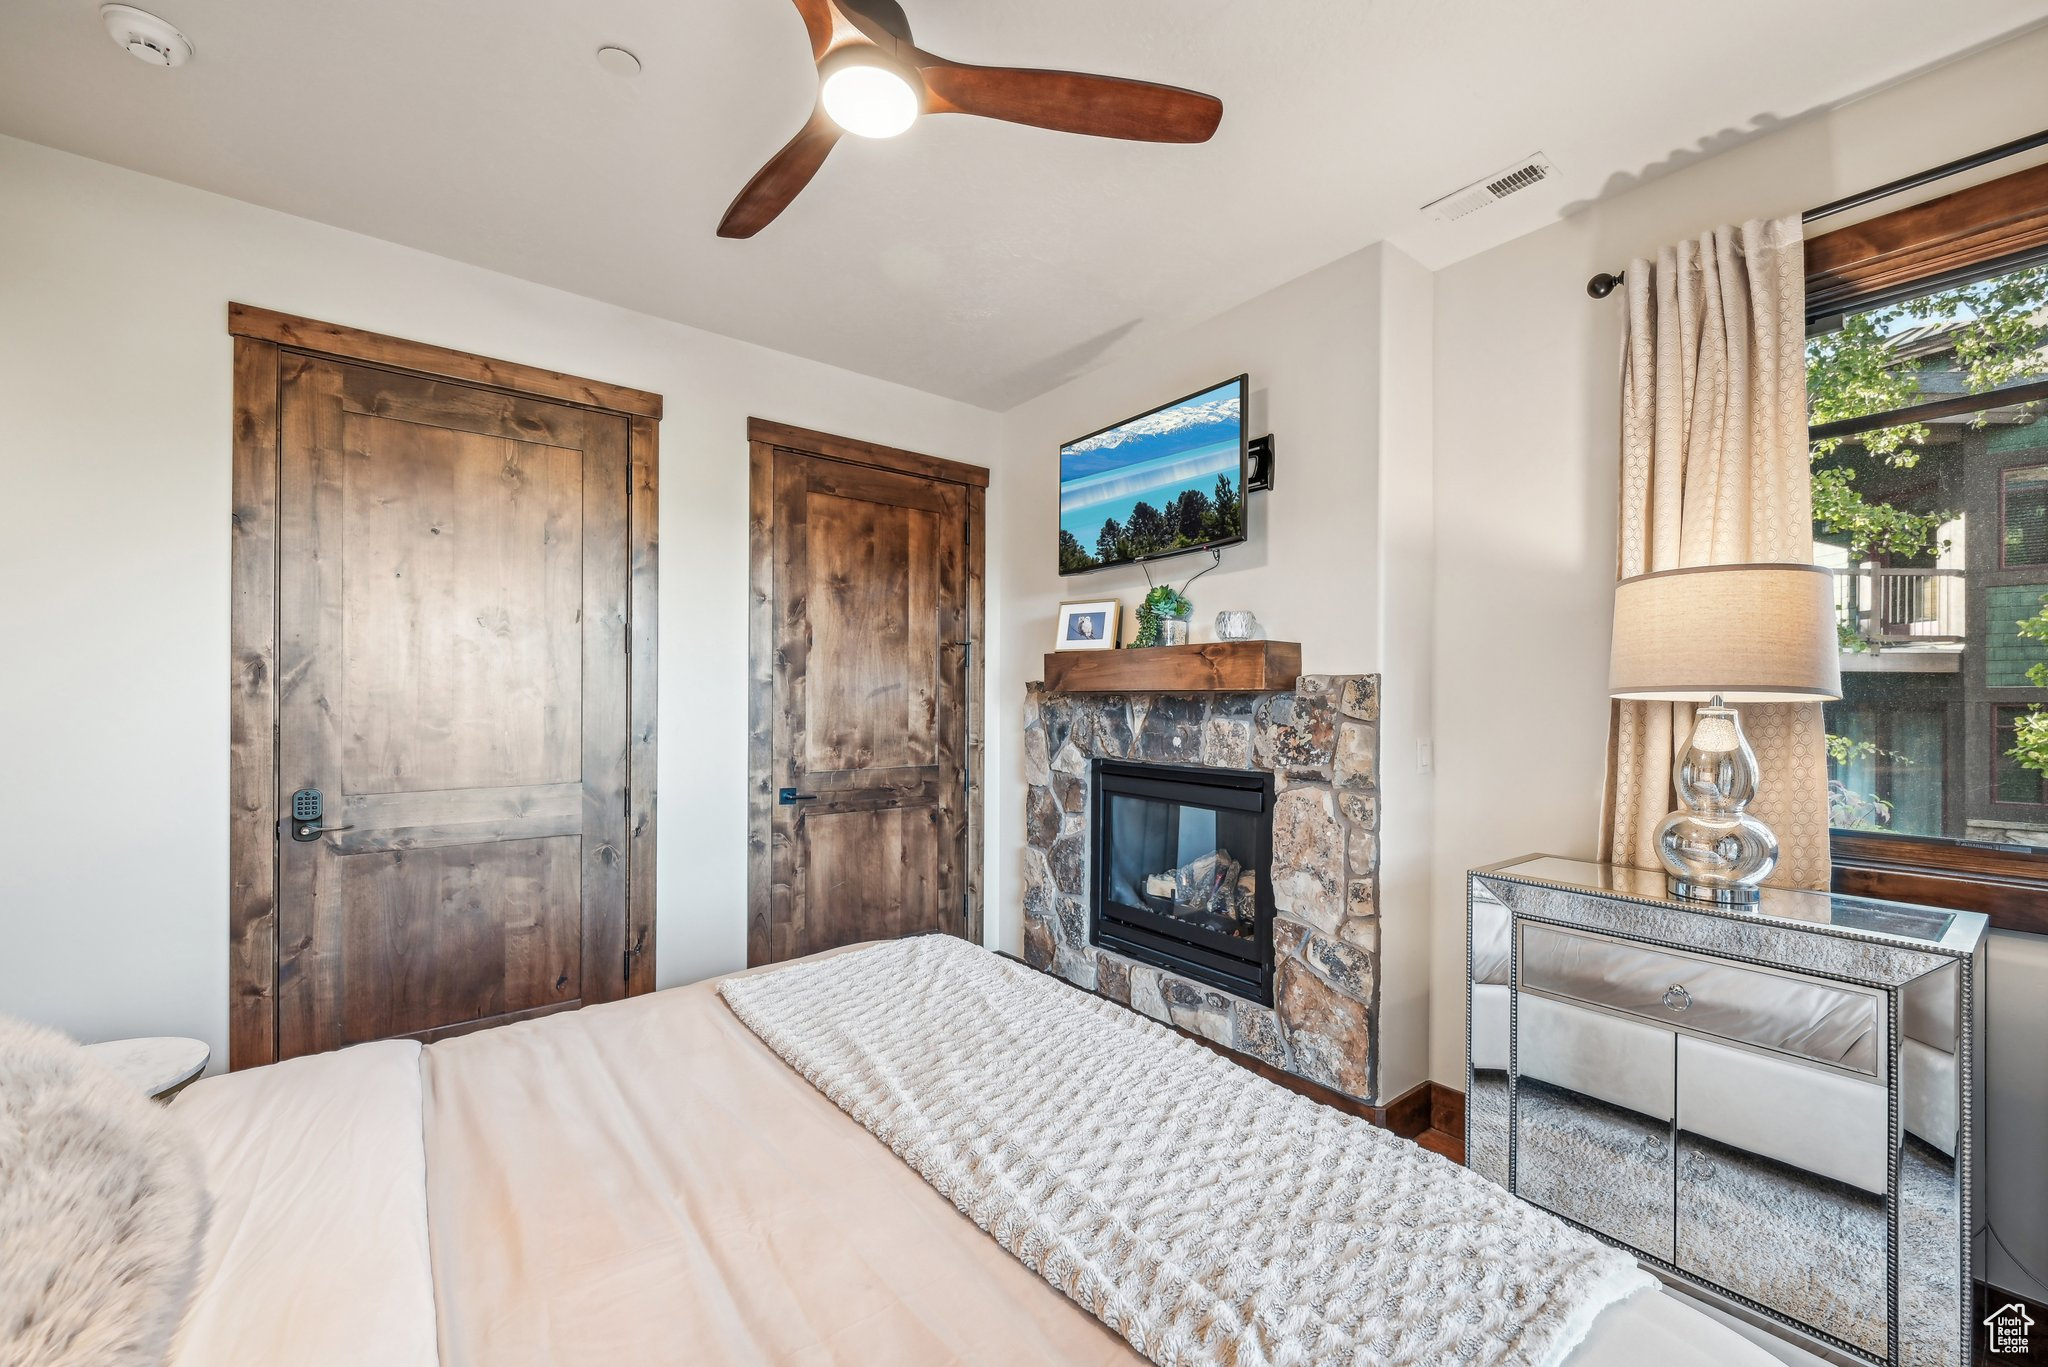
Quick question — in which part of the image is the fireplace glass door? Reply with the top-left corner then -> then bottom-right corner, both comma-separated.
1091,761 -> 1274,1003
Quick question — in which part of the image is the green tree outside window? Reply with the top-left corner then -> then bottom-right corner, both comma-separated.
1809,264 -> 2048,807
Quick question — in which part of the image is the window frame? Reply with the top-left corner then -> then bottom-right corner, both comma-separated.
1810,158 -> 2048,930
1991,705 -> 2048,809
1999,463 -> 2048,568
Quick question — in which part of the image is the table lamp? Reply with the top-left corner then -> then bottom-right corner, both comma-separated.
1608,563 -> 1842,904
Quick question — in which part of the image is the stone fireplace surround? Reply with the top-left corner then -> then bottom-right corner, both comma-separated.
1022,675 -> 1383,1102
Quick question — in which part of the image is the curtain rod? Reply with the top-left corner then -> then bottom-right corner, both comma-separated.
1584,127 -> 2048,299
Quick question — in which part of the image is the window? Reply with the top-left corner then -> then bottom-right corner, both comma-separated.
1805,161 -> 2048,929
2001,462 -> 2048,566
1814,261 -> 2048,839
1994,706 -> 2048,806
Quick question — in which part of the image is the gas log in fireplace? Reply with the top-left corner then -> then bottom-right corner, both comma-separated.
1090,759 -> 1275,1005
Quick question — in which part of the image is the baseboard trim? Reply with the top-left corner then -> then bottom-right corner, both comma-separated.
1429,1080 -> 1465,1138
1370,1080 -> 1434,1137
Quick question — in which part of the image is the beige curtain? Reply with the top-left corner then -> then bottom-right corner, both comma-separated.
1599,216 -> 1833,890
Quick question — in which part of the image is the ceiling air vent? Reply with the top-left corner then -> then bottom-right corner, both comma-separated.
1422,153 -> 1554,223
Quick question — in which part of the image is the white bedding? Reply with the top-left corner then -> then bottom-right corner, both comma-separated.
723,937 -> 1654,1367
163,947 -> 1790,1367
167,1040 -> 438,1367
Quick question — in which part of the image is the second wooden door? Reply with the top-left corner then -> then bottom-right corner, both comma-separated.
749,425 -> 985,964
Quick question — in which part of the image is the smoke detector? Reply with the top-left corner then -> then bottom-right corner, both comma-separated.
101,5 -> 193,67
1421,153 -> 1554,223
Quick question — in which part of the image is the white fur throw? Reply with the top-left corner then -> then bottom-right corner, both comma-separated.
0,1018 -> 208,1367
722,938 -> 1653,1367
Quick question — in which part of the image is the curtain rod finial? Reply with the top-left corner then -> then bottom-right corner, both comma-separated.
1587,271 -> 1625,300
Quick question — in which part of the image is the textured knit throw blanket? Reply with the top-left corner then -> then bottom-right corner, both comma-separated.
720,937 -> 1652,1367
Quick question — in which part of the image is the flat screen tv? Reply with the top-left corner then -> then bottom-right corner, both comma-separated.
1058,374 -> 1247,575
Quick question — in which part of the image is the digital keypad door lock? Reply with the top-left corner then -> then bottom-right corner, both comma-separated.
286,788 -> 353,842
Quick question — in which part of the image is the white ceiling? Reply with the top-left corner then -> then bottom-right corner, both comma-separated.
3,1 -> 2045,409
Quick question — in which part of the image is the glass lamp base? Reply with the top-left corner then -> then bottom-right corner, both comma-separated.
1667,876 -> 1762,906
1654,809 -> 1779,904
1653,699 -> 1778,906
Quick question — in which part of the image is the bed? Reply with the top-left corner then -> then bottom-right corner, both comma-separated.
165,943 -> 1798,1367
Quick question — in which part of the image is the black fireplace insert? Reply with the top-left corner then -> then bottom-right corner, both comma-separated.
1089,759 -> 1275,1005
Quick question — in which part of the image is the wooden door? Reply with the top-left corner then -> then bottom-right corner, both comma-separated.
748,421 -> 986,964
273,355 -> 631,1056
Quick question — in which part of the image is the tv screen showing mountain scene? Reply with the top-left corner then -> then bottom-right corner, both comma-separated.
1058,375 -> 1247,574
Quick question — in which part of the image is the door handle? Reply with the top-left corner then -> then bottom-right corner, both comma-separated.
778,788 -> 819,805
286,787 -> 357,842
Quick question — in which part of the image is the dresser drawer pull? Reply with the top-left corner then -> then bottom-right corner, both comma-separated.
1662,984 -> 1692,1013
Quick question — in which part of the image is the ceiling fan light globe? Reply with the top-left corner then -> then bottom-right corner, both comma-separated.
821,62 -> 919,138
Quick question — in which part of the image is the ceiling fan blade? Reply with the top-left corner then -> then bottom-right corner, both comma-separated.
790,0 -> 837,60
917,58 -> 1222,143
718,105 -> 844,239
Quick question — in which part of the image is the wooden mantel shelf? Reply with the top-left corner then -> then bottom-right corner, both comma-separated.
1041,641 -> 1302,694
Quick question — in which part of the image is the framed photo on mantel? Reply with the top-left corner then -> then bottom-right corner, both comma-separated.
1055,598 -> 1121,651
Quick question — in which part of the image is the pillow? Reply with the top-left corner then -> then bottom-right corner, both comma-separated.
0,1017 -> 208,1367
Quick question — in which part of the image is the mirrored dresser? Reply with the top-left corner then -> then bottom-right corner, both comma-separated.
1466,856 -> 1986,1367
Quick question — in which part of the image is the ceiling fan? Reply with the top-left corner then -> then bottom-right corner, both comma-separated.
718,0 -> 1224,238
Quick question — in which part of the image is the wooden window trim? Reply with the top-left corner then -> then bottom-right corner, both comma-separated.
1810,163 -> 2048,929
1806,159 -> 2048,319
228,309 -> 661,1069
1832,833 -> 2048,936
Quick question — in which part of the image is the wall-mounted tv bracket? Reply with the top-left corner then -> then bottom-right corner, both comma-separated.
1247,435 -> 1275,492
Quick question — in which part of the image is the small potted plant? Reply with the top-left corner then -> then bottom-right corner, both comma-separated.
1133,585 -> 1193,647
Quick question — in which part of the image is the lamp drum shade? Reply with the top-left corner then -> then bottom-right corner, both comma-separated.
1608,563 -> 1841,703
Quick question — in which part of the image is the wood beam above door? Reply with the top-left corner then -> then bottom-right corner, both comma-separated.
747,417 -> 990,488
228,304 -> 664,419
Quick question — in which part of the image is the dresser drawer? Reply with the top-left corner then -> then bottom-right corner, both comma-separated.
1518,922 -> 1882,1077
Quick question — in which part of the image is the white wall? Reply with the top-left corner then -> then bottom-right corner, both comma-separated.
987,242 -> 1438,1101
1373,247 -> 1437,1103
0,134 -> 1001,1069
1430,27 -> 2048,1295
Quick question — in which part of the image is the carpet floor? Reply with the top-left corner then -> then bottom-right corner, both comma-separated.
1465,1070 -> 1963,1363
